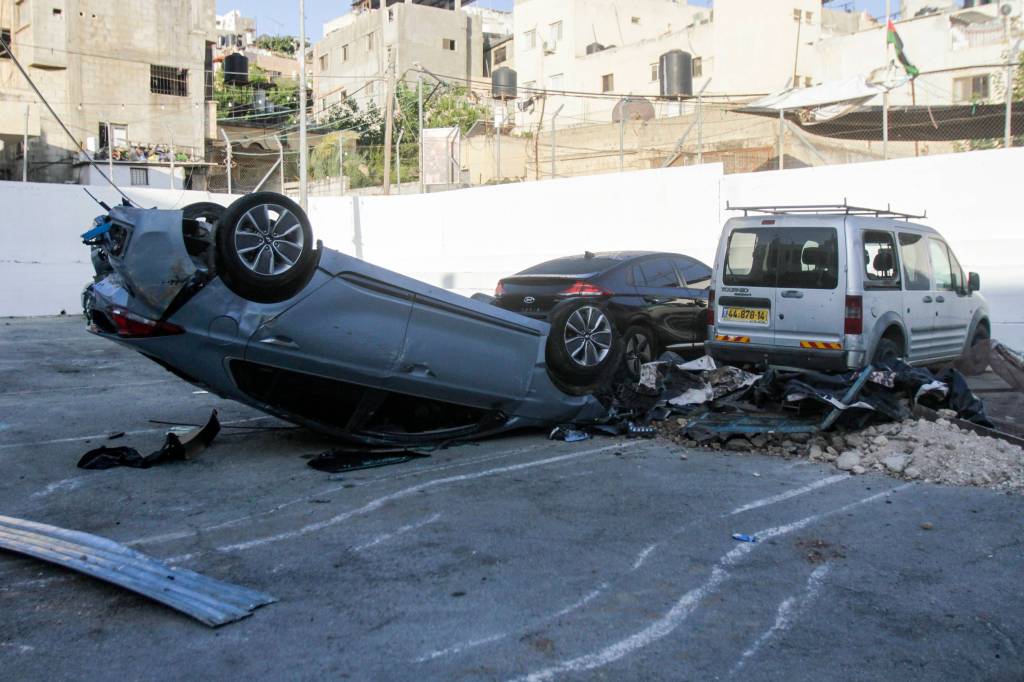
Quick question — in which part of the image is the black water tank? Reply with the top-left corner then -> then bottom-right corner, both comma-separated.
224,53 -> 249,86
585,42 -> 606,55
659,50 -> 693,98
492,66 -> 517,100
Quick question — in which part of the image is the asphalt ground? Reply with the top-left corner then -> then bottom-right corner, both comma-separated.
1,317 -> 1022,681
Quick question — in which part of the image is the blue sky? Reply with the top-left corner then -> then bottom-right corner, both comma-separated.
218,1 -> 891,41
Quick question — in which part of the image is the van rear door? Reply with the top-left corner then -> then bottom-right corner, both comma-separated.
772,225 -> 845,353
716,226 -> 776,346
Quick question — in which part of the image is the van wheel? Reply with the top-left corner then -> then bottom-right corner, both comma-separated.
873,338 -> 902,365
546,300 -> 622,395
970,323 -> 990,348
215,192 -> 317,304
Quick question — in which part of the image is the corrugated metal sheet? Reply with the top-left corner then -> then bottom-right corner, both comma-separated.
0,515 -> 276,627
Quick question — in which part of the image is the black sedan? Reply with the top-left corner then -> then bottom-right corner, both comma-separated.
494,251 -> 712,385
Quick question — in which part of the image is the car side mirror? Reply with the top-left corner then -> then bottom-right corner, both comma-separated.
968,272 -> 980,294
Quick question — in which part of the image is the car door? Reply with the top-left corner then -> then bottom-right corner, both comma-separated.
672,256 -> 712,345
635,256 -> 701,347
716,226 -> 776,347
246,272 -> 413,388
897,232 -> 939,363
861,228 -> 904,349
928,237 -> 971,358
772,225 -> 846,353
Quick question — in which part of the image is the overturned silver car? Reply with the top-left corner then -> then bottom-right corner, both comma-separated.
82,192 -> 615,445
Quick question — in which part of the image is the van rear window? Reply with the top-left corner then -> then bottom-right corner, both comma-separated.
723,227 -> 839,290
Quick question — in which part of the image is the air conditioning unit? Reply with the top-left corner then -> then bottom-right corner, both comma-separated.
543,40 -> 557,54
999,1 -> 1021,17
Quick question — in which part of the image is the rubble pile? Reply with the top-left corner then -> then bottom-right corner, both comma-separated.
666,413 -> 1024,493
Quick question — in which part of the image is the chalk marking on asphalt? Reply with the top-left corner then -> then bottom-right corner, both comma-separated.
727,475 -> 849,516
353,513 -> 442,552
128,443 -> 550,548
512,483 -> 913,682
217,442 -> 643,553
0,416 -> 271,451
415,633 -> 509,663
728,563 -> 832,677
550,583 -> 610,620
631,544 -> 657,571
30,477 -> 84,499
0,642 -> 35,654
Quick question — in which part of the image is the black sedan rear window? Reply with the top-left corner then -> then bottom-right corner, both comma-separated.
518,256 -> 621,276
723,227 -> 838,290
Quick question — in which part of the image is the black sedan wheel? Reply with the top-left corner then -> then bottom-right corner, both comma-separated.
623,325 -> 656,379
545,300 -> 622,395
215,192 -> 317,303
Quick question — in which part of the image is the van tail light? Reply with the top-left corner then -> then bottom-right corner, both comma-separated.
495,281 -> 507,297
707,289 -> 716,326
844,295 -> 863,335
560,281 -> 610,297
109,307 -> 185,338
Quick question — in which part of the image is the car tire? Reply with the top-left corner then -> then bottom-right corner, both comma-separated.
214,192 -> 317,304
969,323 -> 990,348
182,201 -> 226,226
545,299 -> 622,395
622,324 -> 657,380
873,337 -> 902,365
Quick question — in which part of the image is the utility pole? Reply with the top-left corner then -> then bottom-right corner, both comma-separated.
418,72 -> 425,193
338,134 -> 345,195
551,104 -> 564,179
221,128 -> 232,194
277,136 -> 286,192
696,92 -> 704,164
23,105 -> 29,182
778,109 -> 785,170
883,0 -> 891,160
298,0 -> 309,208
495,102 -> 502,181
1005,16 -> 1016,149
396,127 -> 404,192
381,2 -> 395,195
107,122 -> 115,187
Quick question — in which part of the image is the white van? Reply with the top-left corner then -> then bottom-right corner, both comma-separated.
707,204 -> 990,371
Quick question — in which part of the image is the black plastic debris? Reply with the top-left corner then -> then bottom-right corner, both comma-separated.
549,425 -> 591,442
307,449 -> 429,473
78,410 -> 220,470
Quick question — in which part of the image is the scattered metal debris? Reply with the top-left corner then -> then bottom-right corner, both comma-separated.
0,515 -> 275,627
307,448 -> 430,473
78,410 -> 220,470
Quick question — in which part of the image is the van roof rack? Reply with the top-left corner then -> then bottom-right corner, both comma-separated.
725,200 -> 926,221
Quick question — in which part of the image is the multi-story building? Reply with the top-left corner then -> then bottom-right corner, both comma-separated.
216,9 -> 256,52
312,0 -> 492,119
0,0 -> 216,187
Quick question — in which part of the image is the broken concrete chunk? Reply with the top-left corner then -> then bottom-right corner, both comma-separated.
836,451 -> 861,471
883,454 -> 912,474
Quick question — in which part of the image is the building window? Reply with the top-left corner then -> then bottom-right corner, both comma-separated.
793,8 -> 802,21
388,8 -> 395,22
602,73 -> 614,92
0,28 -> 10,59
442,38 -> 456,51
319,54 -> 329,71
494,46 -> 507,64
98,123 -> 128,151
343,44 -> 349,61
631,16 -> 641,24
804,76 -> 812,87
804,10 -> 813,23
150,65 -> 188,96
953,75 -> 990,101
692,57 -> 703,78
524,29 -> 536,49
650,63 -> 659,81
130,168 -> 150,186
549,21 -> 563,43
366,32 -> 374,51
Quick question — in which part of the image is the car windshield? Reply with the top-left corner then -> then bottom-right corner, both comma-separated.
518,255 -> 621,276
723,227 -> 838,290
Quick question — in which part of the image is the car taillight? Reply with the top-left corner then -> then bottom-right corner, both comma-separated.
495,281 -> 506,297
109,307 -> 185,338
844,295 -> 863,335
707,288 -> 716,326
560,281 -> 610,296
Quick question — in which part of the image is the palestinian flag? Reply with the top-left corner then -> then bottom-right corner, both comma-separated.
887,20 -> 920,78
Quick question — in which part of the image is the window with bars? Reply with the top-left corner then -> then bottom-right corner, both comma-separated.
150,65 -> 188,96
130,168 -> 150,186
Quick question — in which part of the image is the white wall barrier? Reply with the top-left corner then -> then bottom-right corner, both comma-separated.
1,148 -> 1021,346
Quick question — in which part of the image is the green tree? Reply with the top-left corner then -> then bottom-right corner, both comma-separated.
254,35 -> 304,57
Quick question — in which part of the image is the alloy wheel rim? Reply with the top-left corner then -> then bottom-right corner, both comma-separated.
564,306 -> 613,367
626,332 -> 652,376
233,204 -> 304,276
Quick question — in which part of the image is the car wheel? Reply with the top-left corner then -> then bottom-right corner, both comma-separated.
623,324 -> 656,379
545,300 -> 622,395
970,323 -> 990,348
873,337 -> 902,365
182,201 -> 226,226
214,192 -> 317,303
